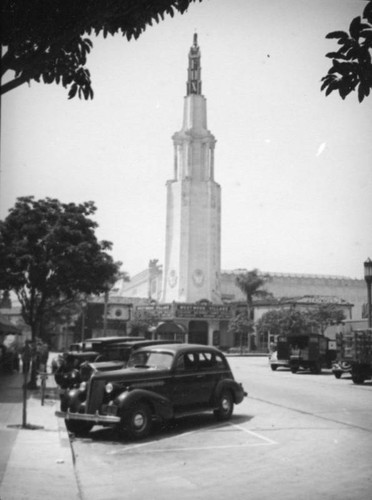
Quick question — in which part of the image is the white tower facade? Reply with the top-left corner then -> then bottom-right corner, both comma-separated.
161,35 -> 222,304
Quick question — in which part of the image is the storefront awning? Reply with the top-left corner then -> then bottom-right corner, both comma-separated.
154,321 -> 186,335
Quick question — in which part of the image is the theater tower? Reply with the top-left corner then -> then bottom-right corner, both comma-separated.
161,34 -> 222,304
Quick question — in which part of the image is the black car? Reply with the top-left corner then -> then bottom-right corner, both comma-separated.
81,336 -> 145,352
79,339 -> 182,380
54,336 -> 144,389
58,340 -> 181,408
56,344 -> 247,440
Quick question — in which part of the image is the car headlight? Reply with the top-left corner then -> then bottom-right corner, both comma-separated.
79,382 -> 87,391
105,382 -> 114,394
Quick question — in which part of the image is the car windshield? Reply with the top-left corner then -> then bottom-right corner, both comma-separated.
128,351 -> 174,370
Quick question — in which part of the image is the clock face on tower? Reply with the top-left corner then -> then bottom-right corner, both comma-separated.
192,269 -> 204,287
168,269 -> 178,288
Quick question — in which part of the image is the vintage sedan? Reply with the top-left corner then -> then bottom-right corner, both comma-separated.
56,344 -> 247,440
58,340 -> 181,410
54,336 -> 145,390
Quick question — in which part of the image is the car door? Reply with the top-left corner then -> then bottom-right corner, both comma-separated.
171,352 -> 207,410
198,351 -> 230,400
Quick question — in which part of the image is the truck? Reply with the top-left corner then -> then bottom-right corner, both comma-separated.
269,335 -> 290,371
336,328 -> 372,384
288,333 -> 337,374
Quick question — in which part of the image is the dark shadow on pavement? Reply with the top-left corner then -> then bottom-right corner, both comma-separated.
0,373 -> 24,403
72,412 -> 254,446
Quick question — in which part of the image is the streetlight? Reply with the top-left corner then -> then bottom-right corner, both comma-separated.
364,258 -> 372,328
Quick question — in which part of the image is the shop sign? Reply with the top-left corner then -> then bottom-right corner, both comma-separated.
175,304 -> 232,319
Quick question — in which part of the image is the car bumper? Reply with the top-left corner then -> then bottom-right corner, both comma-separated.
55,409 -> 121,424
269,359 -> 289,368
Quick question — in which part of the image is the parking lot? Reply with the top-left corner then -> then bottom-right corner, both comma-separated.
71,356 -> 372,500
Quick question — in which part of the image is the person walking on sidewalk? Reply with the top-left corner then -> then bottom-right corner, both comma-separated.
38,341 -> 49,372
21,340 -> 33,375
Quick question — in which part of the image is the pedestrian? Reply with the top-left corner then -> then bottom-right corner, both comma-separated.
39,342 -> 50,372
0,343 -> 7,372
22,340 -> 33,374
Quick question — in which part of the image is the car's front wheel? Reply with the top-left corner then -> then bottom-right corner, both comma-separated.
121,401 -> 152,440
214,390 -> 234,421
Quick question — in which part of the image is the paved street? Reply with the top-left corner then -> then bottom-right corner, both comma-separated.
70,356 -> 372,500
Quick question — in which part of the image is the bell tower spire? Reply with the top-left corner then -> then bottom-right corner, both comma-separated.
187,33 -> 202,95
161,35 -> 222,305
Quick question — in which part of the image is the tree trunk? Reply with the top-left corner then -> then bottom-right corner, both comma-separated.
27,322 -> 39,390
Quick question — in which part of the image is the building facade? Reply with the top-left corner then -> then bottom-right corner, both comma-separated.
114,35 -> 368,348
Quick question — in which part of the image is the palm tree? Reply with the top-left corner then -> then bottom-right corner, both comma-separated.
235,269 -> 272,350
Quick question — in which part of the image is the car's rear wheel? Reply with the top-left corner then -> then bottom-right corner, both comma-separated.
121,401 -> 152,440
65,419 -> 93,436
214,390 -> 234,421
352,371 -> 365,385
310,362 -> 321,374
270,365 -> 278,371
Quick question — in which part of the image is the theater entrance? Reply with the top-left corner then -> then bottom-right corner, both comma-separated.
188,321 -> 209,345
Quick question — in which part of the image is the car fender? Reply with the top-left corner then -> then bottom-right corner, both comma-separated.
63,387 -> 86,412
212,379 -> 246,406
55,368 -> 81,389
114,389 -> 173,420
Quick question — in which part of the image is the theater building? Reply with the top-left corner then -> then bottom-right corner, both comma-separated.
113,35 -> 367,348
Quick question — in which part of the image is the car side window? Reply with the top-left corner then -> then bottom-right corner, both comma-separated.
176,353 -> 198,371
199,352 -> 216,370
215,353 -> 226,370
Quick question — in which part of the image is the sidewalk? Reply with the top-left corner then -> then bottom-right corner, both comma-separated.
0,368 -> 80,500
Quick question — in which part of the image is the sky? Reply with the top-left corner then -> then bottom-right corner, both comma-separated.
1,0 -> 371,281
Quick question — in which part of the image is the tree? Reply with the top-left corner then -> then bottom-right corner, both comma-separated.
256,308 -> 316,341
1,0 -> 201,98
0,196 -> 121,341
256,304 -> 346,341
321,1 -> 372,102
227,310 -> 254,352
129,308 -> 158,337
307,304 -> 346,335
234,269 -> 272,350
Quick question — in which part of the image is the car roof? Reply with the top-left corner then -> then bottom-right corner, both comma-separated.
102,340 -> 181,349
83,336 -> 144,345
66,351 -> 99,358
133,343 -> 223,355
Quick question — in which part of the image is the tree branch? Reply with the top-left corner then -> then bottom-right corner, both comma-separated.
1,49 -> 15,76
1,75 -> 29,94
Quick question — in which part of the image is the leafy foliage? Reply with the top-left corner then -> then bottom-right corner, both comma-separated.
321,1 -> 372,102
1,0 -> 201,98
256,305 -> 345,338
228,309 -> 254,349
235,269 -> 272,311
306,304 -> 345,335
256,308 -> 316,338
129,308 -> 158,336
0,196 -> 121,338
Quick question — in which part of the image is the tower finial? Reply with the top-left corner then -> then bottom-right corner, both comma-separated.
187,33 -> 202,95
